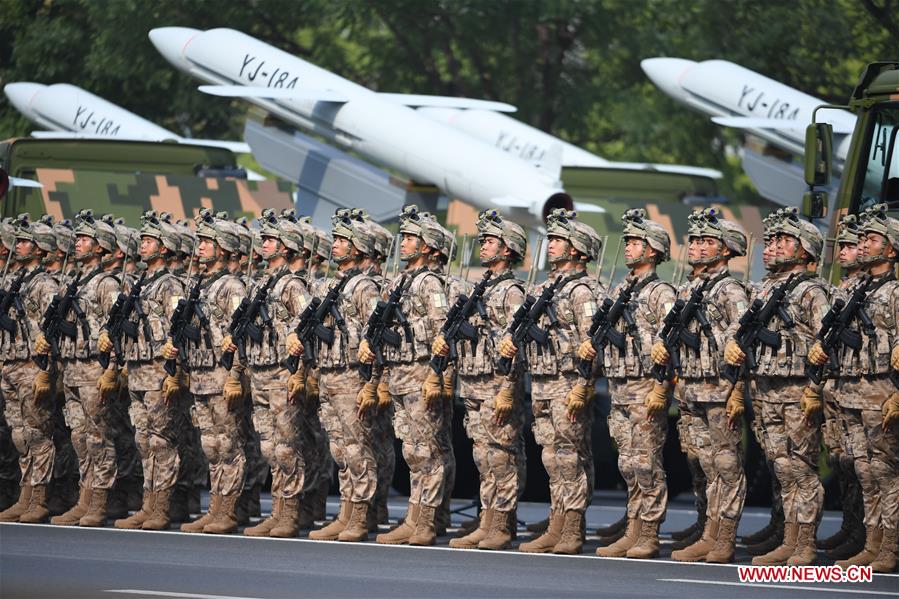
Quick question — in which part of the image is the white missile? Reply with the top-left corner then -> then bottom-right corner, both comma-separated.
148,26 -> 581,225
4,81 -> 254,156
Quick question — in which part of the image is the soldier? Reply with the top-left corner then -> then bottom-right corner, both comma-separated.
0,215 -> 62,523
239,210 -> 309,538
310,229 -> 332,279
104,211 -> 185,530
725,208 -> 830,566
817,204 -> 899,573
582,209 -> 673,559
305,209 -> 380,542
498,208 -> 603,555
37,210 -> 124,527
359,204 -> 451,546
439,209 -> 528,550
164,209 -> 247,534
0,220 -> 22,514
652,208 -> 751,563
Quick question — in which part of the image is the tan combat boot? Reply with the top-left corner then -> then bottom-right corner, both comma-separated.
0,485 -> 32,523
338,502 -> 371,542
837,526 -> 884,568
553,511 -> 586,555
116,490 -> 156,529
671,513 -> 706,550
626,520 -> 660,559
705,517 -> 738,563
595,513 -> 627,537
870,527 -> 898,573
787,523 -> 819,566
596,517 -> 641,557
141,488 -> 173,530
309,500 -> 350,541
746,521 -> 784,556
479,510 -> 512,551
181,494 -> 220,533
270,497 -> 300,538
245,497 -> 281,537
19,485 -> 50,524
51,485 -> 90,526
79,489 -> 109,527
409,505 -> 438,546
450,509 -> 494,549
377,503 -> 419,545
203,493 -> 239,534
672,519 -> 719,562
752,522 -> 799,566
520,511 -> 564,553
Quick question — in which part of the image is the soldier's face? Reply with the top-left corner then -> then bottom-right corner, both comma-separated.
332,235 -> 352,260
140,236 -> 160,258
480,235 -> 505,262
15,239 -> 34,258
400,233 -> 421,259
198,237 -> 217,259
861,232 -> 894,260
547,236 -> 570,260
75,235 -> 96,257
838,242 -> 859,267
699,236 -> 725,260
687,237 -> 702,262
775,234 -> 801,260
261,236 -> 282,259
624,237 -> 647,262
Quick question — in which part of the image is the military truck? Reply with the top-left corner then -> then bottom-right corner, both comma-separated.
0,137 -> 294,223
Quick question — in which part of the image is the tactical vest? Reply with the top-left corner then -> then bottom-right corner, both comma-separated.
836,273 -> 899,377
0,267 -> 54,362
457,273 -> 524,377
58,268 -> 120,361
244,269 -> 307,368
382,267 -> 444,365
186,271 -> 243,371
315,271 -> 377,370
123,271 -> 184,363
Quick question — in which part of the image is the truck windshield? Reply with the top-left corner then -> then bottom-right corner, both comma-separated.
858,104 -> 899,211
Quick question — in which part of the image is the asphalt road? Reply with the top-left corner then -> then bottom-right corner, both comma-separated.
1,495 -> 896,599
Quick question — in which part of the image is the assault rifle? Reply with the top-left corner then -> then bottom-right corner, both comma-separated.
429,270 -> 493,375
283,275 -> 351,374
359,275 -> 411,381
0,269 -> 28,338
164,274 -> 210,376
651,278 -> 717,382
576,277 -> 639,378
496,275 -> 564,376
98,270 -> 149,369
220,274 -> 277,370
34,272 -> 86,371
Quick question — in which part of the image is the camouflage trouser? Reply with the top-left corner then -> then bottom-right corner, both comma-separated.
440,391 -> 456,512
175,391 -> 208,493
249,368 -> 305,499
393,389 -> 447,509
608,377 -> 668,523
191,393 -> 246,496
0,392 -> 20,485
62,381 -> 119,490
110,385 -> 141,484
837,377 -> 899,531
300,395 -> 332,499
751,379 -> 784,523
241,378 -> 267,491
1,361 -> 55,486
755,377 -> 823,526
462,394 -> 523,512
532,373 -> 593,515
826,385 -> 864,527
128,389 -> 180,492
371,402 -> 395,510
319,370 -> 377,504
676,399 -> 708,521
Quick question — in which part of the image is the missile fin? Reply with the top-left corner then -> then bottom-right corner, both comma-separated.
378,93 -> 516,113
198,85 -> 348,102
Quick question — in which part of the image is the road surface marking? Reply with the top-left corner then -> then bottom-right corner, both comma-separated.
106,590 -> 268,599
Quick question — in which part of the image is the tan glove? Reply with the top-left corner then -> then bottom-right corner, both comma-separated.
577,339 -> 596,361
160,339 -> 178,360
304,373 -> 320,405
422,371 -> 444,409
883,392 -> 899,429
97,330 -> 113,353
118,366 -> 129,389
644,382 -> 669,416
566,383 -> 591,419
494,386 -> 514,422
432,335 -> 450,357
358,339 -> 375,364
286,332 -> 303,357
800,386 -> 823,421
650,340 -> 670,366
808,341 -> 829,366
377,379 -> 392,410
891,345 -> 899,371
498,336 -> 517,359
33,333 -> 51,355
356,382 -> 378,416
442,369 -> 455,400
221,334 -> 237,354
32,369 -> 53,402
162,373 -> 184,404
96,367 -> 120,401
724,340 -> 746,367
726,383 -> 745,427
287,370 -> 305,404
223,377 -> 244,411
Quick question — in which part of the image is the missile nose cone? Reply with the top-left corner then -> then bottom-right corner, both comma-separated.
148,27 -> 201,71
640,57 -> 697,103
4,82 -> 47,119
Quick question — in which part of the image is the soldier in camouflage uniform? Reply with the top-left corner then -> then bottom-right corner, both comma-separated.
438,209 -> 528,551
0,221 -> 20,511
306,209 -> 381,543
815,204 -> 899,573
101,211 -> 186,530
585,209 -> 674,559
498,209 -> 603,555
651,208 -> 751,563
239,211 -> 310,538
165,209 -> 248,535
725,208 -> 829,566
0,215 -> 61,523
359,205 -> 450,546
35,210 -> 125,527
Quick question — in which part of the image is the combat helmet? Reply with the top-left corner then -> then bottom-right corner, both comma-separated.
52,219 -> 75,256
0,218 -> 15,253
101,215 -> 140,259
398,204 -> 444,255
173,218 -> 197,259
314,229 -> 332,262
194,208 -> 241,262
139,210 -> 181,255
545,208 -> 601,262
258,208 -> 303,256
621,208 -> 670,264
836,214 -> 860,245
331,208 -> 375,260
364,219 -> 394,261
477,209 -> 527,264
13,213 -> 56,261
858,203 -> 899,263
775,208 -> 823,263
74,209 -> 117,253
296,216 -> 318,257
694,208 -> 747,258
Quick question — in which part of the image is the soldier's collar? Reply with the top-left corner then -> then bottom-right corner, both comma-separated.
485,269 -> 515,288
404,265 -> 431,279
627,270 -> 658,284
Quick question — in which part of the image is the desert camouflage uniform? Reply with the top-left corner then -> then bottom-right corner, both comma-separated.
366,269 -> 394,522
604,272 -> 675,524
